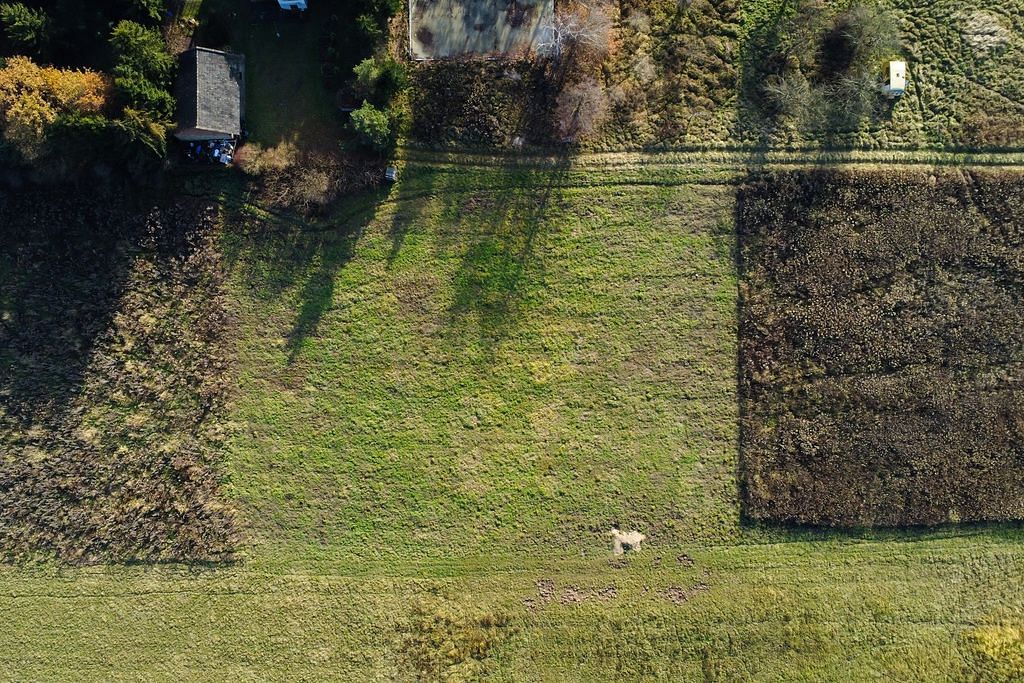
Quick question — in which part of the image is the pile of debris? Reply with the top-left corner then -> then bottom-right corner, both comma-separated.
183,139 -> 236,165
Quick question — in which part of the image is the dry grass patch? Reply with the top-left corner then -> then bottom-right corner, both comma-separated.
739,169 -> 1024,526
0,191 -> 235,561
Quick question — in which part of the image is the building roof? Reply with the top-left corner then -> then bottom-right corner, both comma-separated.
176,47 -> 245,138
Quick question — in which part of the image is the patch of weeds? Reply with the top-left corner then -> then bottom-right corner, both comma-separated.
738,170 -> 1024,526
410,57 -> 557,148
397,595 -> 513,681
606,0 -> 740,147
965,624 -> 1024,682
0,190 -> 235,562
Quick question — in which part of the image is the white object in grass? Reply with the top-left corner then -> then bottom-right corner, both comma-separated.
884,60 -> 907,98
609,528 -> 646,555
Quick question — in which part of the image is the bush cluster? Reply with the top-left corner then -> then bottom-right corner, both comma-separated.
410,57 -> 556,148
742,0 -> 901,134
0,2 -> 173,172
738,170 -> 1024,527
347,55 -> 408,152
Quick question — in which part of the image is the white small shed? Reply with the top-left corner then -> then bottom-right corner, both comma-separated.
884,60 -> 907,98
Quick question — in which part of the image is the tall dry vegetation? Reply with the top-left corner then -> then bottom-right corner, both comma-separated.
0,191 -> 235,562
398,597 -> 511,681
553,75 -> 608,139
235,142 -> 382,215
542,0 -> 614,140
739,170 -> 1024,527
410,57 -> 556,147
608,0 -> 739,146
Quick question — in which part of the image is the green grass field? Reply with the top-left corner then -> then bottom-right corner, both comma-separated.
3,0 -> 1024,676
3,160 -> 1022,680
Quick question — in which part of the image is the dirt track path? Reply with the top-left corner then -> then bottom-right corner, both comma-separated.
397,146 -> 1024,171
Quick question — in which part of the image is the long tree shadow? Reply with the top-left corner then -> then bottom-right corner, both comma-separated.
445,153 -> 571,357
386,161 -> 449,266
221,183 -> 390,364
284,228 -> 360,362
0,189 -> 139,432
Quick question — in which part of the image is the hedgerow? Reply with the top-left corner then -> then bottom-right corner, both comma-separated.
738,170 -> 1024,527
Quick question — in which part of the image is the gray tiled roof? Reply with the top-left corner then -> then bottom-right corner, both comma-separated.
177,47 -> 245,137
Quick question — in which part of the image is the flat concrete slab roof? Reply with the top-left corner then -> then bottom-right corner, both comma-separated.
410,0 -> 554,60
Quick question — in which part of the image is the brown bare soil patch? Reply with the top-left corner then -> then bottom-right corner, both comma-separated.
661,582 -> 710,605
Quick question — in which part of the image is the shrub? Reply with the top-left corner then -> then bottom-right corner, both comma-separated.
112,106 -> 168,161
410,58 -> 556,148
234,141 -> 300,176
129,0 -> 165,25
0,56 -> 111,159
0,2 -> 48,56
244,149 -> 382,213
745,0 -> 900,131
355,13 -> 384,46
352,55 -> 408,106
113,65 -> 175,120
538,1 -> 613,69
349,101 -> 391,150
555,76 -> 609,140
960,111 -> 1024,149
110,20 -> 174,87
47,111 -> 111,163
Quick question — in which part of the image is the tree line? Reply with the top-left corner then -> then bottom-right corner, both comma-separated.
0,1 -> 174,174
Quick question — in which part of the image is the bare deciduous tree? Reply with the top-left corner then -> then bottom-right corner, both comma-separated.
555,76 -> 609,140
538,2 -> 612,64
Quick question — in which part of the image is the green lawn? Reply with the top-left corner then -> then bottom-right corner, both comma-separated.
222,162 -> 743,564
2,160 -> 1022,680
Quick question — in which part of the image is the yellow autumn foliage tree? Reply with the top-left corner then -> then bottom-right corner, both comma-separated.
0,55 -> 110,159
